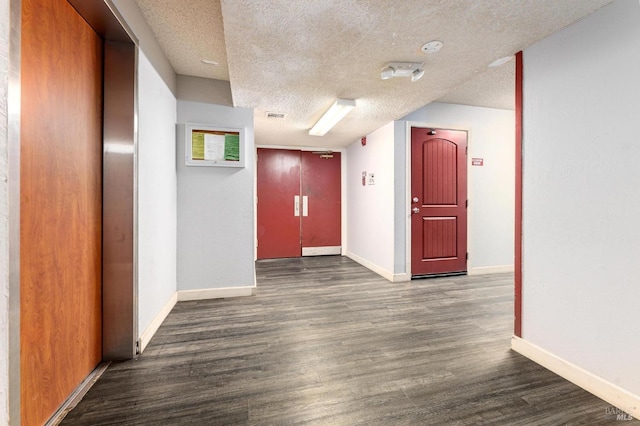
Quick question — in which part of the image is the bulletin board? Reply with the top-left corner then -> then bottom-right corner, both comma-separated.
185,123 -> 245,167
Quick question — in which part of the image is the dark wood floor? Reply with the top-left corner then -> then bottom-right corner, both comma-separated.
63,256 -> 634,425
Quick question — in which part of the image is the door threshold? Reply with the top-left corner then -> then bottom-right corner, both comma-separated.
412,271 -> 467,279
302,246 -> 341,256
45,362 -> 110,426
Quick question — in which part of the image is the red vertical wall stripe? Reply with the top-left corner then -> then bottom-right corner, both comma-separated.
514,51 -> 523,337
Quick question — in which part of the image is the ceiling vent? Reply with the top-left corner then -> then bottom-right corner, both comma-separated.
266,112 -> 285,119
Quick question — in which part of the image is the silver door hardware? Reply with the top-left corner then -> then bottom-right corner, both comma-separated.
412,207 -> 420,214
302,196 -> 308,217
412,197 -> 419,203
294,195 -> 300,217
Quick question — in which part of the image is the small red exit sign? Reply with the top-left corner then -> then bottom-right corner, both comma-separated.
472,158 -> 484,166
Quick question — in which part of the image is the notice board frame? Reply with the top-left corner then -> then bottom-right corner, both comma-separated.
184,123 -> 245,168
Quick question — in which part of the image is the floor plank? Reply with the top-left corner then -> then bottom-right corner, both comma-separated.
62,256 -> 636,425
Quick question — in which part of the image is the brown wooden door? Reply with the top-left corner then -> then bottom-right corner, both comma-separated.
411,128 -> 467,276
21,0 -> 103,424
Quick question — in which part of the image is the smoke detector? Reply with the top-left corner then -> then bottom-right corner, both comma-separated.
421,40 -> 443,54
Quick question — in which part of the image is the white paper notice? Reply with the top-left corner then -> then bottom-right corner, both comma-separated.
204,134 -> 225,161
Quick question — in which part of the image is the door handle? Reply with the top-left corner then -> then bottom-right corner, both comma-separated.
302,196 -> 308,217
412,197 -> 419,203
294,195 -> 300,217
412,207 -> 420,214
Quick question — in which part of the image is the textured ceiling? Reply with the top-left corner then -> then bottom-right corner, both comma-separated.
135,0 -> 229,80
135,0 -> 612,148
437,59 -> 516,111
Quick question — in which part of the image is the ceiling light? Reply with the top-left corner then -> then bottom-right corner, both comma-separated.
411,68 -> 425,82
489,56 -> 513,67
309,99 -> 356,136
381,66 -> 395,80
421,40 -> 443,54
201,59 -> 219,66
380,62 -> 424,82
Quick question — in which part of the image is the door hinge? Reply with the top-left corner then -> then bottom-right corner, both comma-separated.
466,252 -> 469,260
465,199 -> 468,208
135,339 -> 141,355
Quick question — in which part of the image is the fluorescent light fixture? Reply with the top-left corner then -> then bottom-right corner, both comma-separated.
309,99 -> 356,136
489,56 -> 513,67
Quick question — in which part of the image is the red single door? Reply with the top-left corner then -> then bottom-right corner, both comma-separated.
301,151 -> 341,255
411,128 -> 467,276
257,149 -> 301,258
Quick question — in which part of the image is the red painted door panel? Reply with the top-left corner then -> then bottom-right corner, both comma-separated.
257,149 -> 301,258
411,128 -> 467,276
301,151 -> 341,250
257,149 -> 341,259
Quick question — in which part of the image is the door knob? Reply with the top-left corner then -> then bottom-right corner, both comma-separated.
412,207 -> 420,214
412,197 -> 419,203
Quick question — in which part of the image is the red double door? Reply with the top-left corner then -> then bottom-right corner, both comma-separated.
257,148 -> 341,259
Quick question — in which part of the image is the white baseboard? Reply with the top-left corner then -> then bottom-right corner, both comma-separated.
468,264 -> 514,276
392,273 -> 411,282
139,292 -> 177,354
511,336 -> 640,420
177,286 -> 256,302
346,252 -> 409,282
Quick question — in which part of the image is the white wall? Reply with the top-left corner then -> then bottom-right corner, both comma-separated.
137,51 -> 178,336
346,122 -> 398,279
400,103 -> 515,273
346,103 -> 514,281
522,0 -> 640,396
0,0 -> 9,421
176,75 -> 233,107
177,79 -> 255,291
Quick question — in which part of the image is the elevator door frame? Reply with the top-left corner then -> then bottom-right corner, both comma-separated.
69,0 -> 139,362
